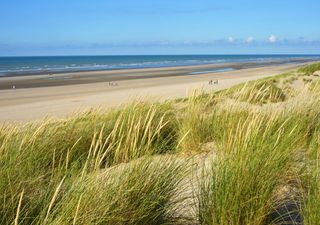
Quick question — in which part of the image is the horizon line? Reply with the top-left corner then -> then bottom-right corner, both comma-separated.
1,53 -> 320,57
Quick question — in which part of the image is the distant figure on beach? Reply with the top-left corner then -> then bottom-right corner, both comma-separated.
12,85 -> 16,89
209,80 -> 213,85
214,79 -> 219,85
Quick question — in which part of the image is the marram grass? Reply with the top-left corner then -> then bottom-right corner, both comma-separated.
1,62 -> 320,224
197,111 -> 304,225
45,156 -> 192,225
298,62 -> 320,75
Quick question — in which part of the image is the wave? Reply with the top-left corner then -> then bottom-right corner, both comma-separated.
1,55 -> 319,76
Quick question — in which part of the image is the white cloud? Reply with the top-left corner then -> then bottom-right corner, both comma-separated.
245,37 -> 254,44
269,34 -> 277,43
228,37 -> 235,43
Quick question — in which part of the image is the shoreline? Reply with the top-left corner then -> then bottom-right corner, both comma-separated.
0,61 -> 312,123
0,59 -> 315,90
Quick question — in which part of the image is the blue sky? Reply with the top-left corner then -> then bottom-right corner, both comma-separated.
0,0 -> 319,55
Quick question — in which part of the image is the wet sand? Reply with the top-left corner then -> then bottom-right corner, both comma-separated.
0,62 -> 310,123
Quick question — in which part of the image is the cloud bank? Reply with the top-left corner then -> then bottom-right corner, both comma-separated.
1,36 -> 320,56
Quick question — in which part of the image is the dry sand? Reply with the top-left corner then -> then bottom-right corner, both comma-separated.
0,62 -> 307,123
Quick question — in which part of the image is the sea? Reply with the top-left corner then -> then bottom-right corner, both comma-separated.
0,55 -> 319,77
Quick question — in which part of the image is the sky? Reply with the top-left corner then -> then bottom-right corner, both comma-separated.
0,0 -> 320,56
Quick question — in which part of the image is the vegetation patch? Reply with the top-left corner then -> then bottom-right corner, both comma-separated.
298,62 -> 320,75
227,79 -> 287,104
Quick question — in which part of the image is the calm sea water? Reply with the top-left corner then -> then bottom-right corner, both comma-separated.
0,55 -> 319,77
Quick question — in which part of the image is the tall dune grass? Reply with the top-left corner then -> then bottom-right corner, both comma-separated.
196,109 -> 305,225
301,131 -> 320,225
44,156 -> 191,225
298,62 -> 320,75
0,102 -> 177,224
177,91 -> 216,153
227,79 -> 287,104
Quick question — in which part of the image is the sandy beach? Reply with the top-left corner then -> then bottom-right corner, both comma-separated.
0,62 -> 310,123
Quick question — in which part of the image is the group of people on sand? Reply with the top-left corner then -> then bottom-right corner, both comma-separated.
108,81 -> 118,86
209,79 -> 219,85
